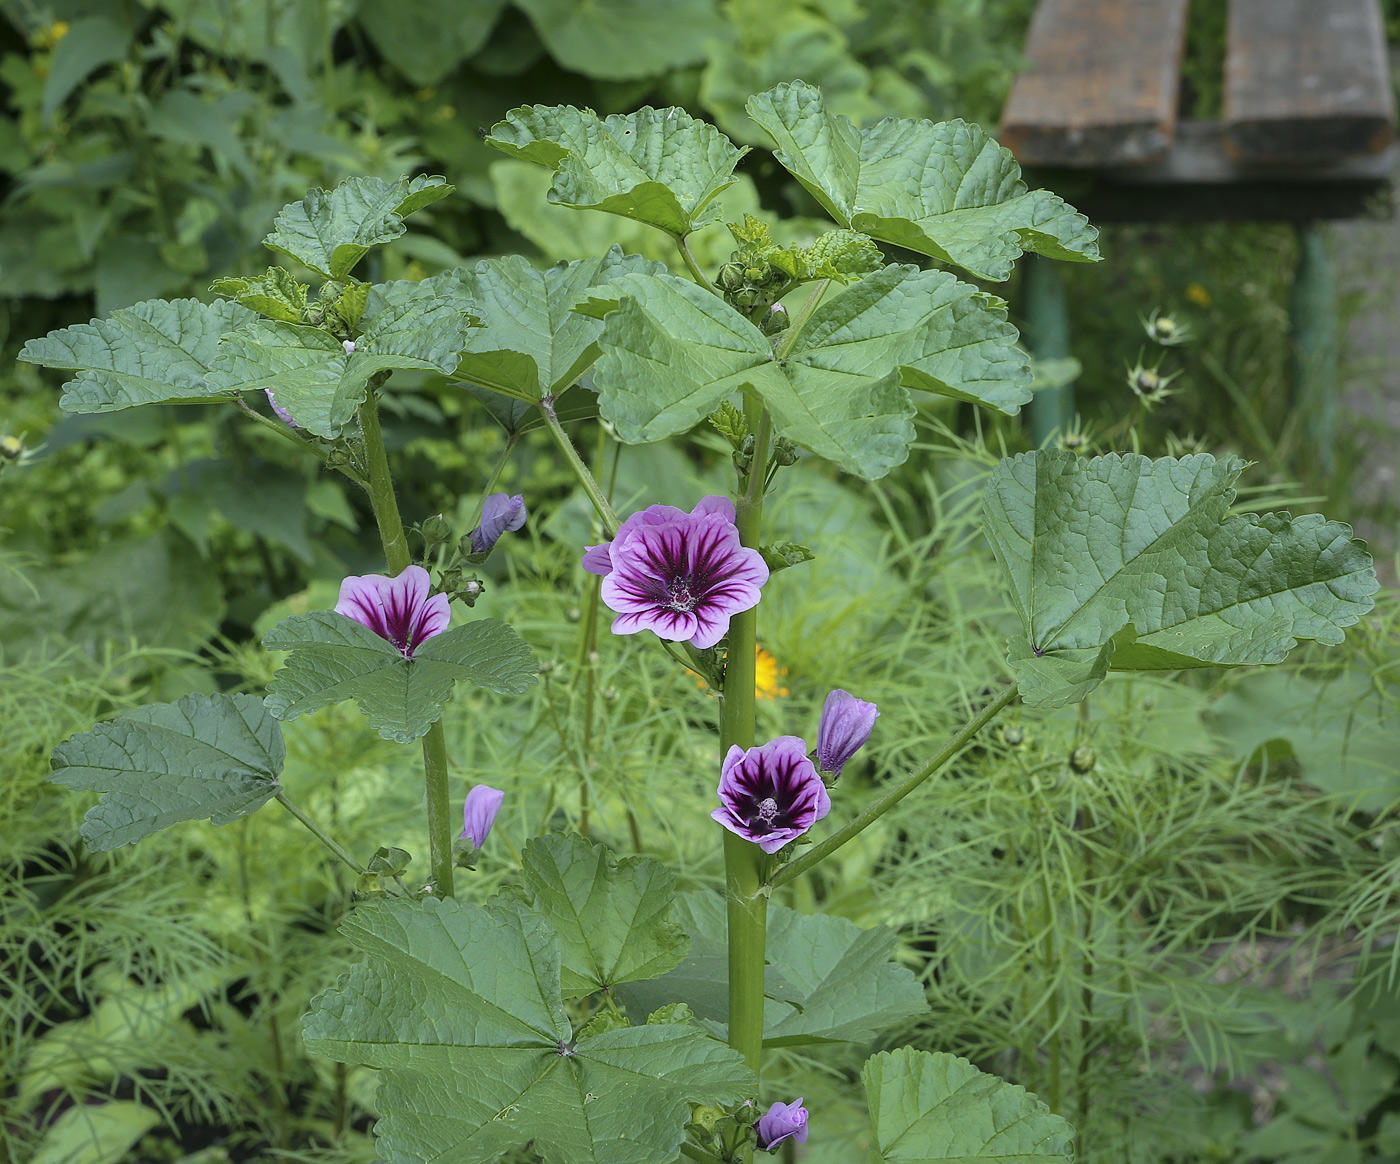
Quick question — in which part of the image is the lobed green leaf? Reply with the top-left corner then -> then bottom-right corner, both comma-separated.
863,1047 -> 1075,1162
746,80 -> 1099,281
262,610 -> 537,744
982,451 -> 1379,707
513,0 -> 723,81
50,693 -> 283,851
302,896 -> 753,1164
20,298 -> 257,414
486,104 -> 747,238
262,175 -> 453,278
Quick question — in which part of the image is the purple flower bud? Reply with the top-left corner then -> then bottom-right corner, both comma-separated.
334,564 -> 449,658
756,1098 -> 808,1151
816,689 -> 879,777
712,737 -> 830,853
469,493 -> 527,554
265,389 -> 298,428
460,784 -> 504,847
582,495 -> 769,649
343,339 -> 356,355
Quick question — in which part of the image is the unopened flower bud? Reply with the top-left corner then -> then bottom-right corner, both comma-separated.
459,784 -> 504,848
1070,745 -> 1096,773
1002,725 -> 1025,747
760,303 -> 789,336
468,493 -> 527,554
771,437 -> 798,466
566,605 -> 582,622
0,434 -> 23,462
343,338 -> 356,355
816,689 -> 879,778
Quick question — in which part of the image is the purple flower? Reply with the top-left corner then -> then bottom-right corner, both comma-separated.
469,493 -> 527,554
334,564 -> 449,658
459,784 -> 504,848
756,1098 -> 809,1151
712,736 -> 830,854
343,339 -> 356,355
583,496 -> 768,649
816,689 -> 880,778
265,389 -> 298,427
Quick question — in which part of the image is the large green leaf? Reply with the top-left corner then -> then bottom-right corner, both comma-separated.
302,897 -> 753,1164
615,892 -> 928,1047
262,175 -> 453,278
588,264 -> 1028,478
746,81 -> 1098,281
30,1102 -> 160,1164
982,451 -> 1378,708
262,611 -> 537,744
863,1047 -> 1075,1163
456,248 -> 664,402
486,104 -> 747,238
208,274 -> 475,438
358,0 -> 506,85
20,298 -> 257,414
49,693 -> 283,852
511,833 -> 688,998
512,0 -> 723,82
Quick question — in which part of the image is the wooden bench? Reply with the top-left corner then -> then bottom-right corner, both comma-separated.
1000,0 -> 1397,465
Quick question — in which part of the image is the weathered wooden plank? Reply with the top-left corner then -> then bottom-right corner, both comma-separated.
1000,0 -> 1190,167
1035,122 -> 1396,223
1225,0 -> 1396,161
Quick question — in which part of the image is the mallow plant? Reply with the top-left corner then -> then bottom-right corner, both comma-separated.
23,81 -> 1380,1163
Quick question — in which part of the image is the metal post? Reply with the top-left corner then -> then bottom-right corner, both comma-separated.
1022,254 -> 1075,446
1290,223 -> 1339,475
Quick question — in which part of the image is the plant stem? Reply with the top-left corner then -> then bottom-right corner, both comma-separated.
358,384 -> 456,899
539,394 -> 620,538
680,1144 -> 729,1164
274,792 -> 367,875
678,234 -> 720,295
722,391 -> 772,1085
770,683 -> 1019,888
234,396 -> 368,487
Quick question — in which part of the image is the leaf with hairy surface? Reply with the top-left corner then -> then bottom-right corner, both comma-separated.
262,175 -> 452,278
982,451 -> 1378,708
302,896 -> 753,1164
263,611 -> 536,744
50,693 -> 282,851
486,104 -> 746,238
456,248 -> 664,402
20,298 -> 256,413
863,1047 -> 1075,1163
746,80 -> 1098,281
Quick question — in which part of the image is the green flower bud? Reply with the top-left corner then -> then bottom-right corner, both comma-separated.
1070,745 -> 1096,773
0,435 -> 23,462
1002,725 -> 1025,747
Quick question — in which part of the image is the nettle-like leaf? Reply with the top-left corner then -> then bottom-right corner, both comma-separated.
210,267 -> 308,323
509,833 -> 689,998
263,175 -> 452,278
302,897 -> 753,1164
585,265 -> 1028,479
615,892 -> 928,1047
746,80 -> 1099,281
208,274 -> 476,438
982,451 -> 1379,708
486,104 -> 747,238
263,611 -> 537,744
20,298 -> 257,413
50,693 -> 282,852
863,1047 -> 1075,1163
456,248 -> 664,402
513,0 -> 723,81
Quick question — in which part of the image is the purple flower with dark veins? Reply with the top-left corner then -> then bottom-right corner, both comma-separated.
334,564 -> 449,658
265,389 -> 298,428
816,689 -> 880,778
460,784 -> 504,848
712,736 -> 830,853
469,492 -> 527,554
583,496 -> 768,648
756,1098 -> 809,1151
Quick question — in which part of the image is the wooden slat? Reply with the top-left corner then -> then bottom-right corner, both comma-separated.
1042,121 -> 1396,224
1000,0 -> 1190,167
1225,0 -> 1396,162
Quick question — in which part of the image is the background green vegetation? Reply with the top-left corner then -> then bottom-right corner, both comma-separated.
3,3 -> 1400,1164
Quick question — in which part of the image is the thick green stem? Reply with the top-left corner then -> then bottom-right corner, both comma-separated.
358,385 -> 455,899
722,392 -> 772,1084
539,395 -> 620,538
770,684 -> 1019,889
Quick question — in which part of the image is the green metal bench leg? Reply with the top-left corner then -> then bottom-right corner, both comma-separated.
1290,223 -> 1338,474
1022,254 -> 1074,447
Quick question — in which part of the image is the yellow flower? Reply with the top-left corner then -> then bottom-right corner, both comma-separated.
1185,282 -> 1212,308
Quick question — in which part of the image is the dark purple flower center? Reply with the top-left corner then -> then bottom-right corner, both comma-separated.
744,788 -> 797,835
